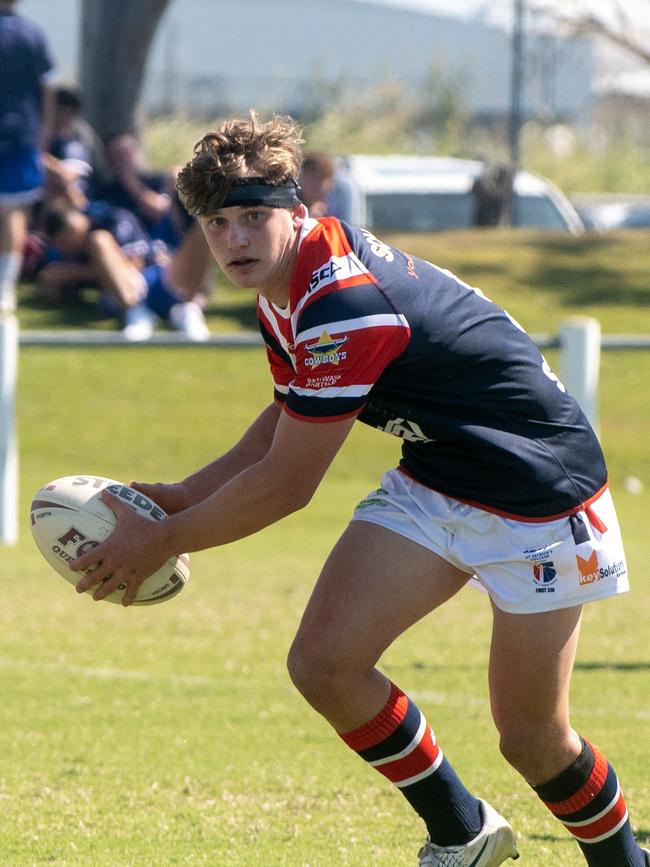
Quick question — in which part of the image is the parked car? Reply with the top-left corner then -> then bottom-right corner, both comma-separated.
328,154 -> 585,235
571,194 -> 650,232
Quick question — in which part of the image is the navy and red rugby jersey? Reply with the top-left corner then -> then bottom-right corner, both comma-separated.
257,217 -> 607,519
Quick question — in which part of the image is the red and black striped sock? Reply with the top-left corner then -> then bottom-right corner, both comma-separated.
339,682 -> 482,846
533,737 -> 645,866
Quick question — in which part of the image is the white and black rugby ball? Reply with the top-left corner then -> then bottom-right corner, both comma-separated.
30,475 -> 190,605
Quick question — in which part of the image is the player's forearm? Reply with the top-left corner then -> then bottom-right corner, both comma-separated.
162,455 -> 308,553
179,403 -> 282,504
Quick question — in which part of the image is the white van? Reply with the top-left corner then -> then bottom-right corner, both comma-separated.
329,154 -> 585,235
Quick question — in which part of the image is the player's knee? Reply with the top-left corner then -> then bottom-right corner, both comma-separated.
287,634 -> 326,694
287,632 -> 348,699
497,726 -> 539,775
496,722 -> 570,781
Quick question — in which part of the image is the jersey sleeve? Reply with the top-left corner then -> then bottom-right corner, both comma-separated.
258,315 -> 295,406
285,281 -> 410,422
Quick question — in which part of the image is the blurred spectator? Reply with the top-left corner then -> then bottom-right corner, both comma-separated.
102,131 -> 178,241
471,164 -> 514,228
299,150 -> 337,217
42,86 -> 110,210
39,201 -> 211,342
0,0 -> 55,313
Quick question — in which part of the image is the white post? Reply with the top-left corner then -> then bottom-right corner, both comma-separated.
559,316 -> 601,436
0,313 -> 18,545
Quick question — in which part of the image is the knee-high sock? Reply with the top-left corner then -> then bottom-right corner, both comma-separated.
339,682 -> 482,846
533,736 -> 646,867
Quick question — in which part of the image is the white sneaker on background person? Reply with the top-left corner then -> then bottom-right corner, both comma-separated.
169,301 -> 211,342
123,304 -> 157,342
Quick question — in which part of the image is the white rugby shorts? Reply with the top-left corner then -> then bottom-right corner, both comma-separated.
352,468 -> 629,614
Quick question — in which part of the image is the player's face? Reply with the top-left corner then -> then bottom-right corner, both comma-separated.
200,204 -> 306,306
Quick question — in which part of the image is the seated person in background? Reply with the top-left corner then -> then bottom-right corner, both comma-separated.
38,201 -> 211,342
42,86 -> 109,211
102,131 -> 178,242
298,150 -> 337,217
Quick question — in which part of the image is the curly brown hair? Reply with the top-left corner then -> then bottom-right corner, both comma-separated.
176,111 -> 304,216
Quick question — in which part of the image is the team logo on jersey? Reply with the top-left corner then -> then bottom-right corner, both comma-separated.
532,560 -> 557,592
379,417 -> 435,444
304,330 -> 349,367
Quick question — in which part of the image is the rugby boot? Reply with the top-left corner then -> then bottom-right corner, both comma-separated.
418,799 -> 519,866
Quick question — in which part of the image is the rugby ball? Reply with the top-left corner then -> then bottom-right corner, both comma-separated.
30,475 -> 190,605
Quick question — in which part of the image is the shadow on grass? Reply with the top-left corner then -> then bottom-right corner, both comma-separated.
514,234 -> 650,309
527,833 -> 578,843
385,661 -> 484,673
17,283 -> 113,330
427,230 -> 650,310
528,828 -> 650,844
574,661 -> 650,672
17,279 -> 260,333
386,661 -> 650,676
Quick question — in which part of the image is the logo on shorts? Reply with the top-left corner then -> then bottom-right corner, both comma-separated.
532,561 -> 557,593
356,486 -> 390,510
576,551 -> 600,585
576,552 -> 626,586
524,544 -> 560,564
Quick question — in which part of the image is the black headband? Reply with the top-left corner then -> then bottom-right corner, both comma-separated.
220,177 -> 302,209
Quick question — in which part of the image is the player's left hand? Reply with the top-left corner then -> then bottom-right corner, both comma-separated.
70,490 -> 170,606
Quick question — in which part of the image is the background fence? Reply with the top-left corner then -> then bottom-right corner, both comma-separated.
2,317 -> 650,545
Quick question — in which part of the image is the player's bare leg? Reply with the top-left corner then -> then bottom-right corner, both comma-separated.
288,521 -> 516,860
489,604 -> 583,784
490,604 -> 647,865
288,520 -> 469,731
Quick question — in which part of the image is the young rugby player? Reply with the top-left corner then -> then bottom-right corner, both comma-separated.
72,113 -> 648,867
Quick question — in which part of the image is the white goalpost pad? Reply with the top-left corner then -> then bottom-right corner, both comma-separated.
0,314 -> 18,545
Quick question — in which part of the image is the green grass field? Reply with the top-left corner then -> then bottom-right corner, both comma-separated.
2,230 -> 649,865
15,229 -> 650,337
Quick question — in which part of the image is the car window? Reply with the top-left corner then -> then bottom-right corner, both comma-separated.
366,192 -> 474,231
512,195 -> 567,230
362,190 -> 574,232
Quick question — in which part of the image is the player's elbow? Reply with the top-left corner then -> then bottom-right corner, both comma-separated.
277,484 -> 315,515
273,475 -> 319,516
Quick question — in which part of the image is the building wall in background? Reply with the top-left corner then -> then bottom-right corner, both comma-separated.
20,0 -> 594,122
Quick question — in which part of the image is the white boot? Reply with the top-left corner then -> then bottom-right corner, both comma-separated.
418,800 -> 519,866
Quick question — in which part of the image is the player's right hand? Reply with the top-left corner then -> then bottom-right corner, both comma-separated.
129,481 -> 192,515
